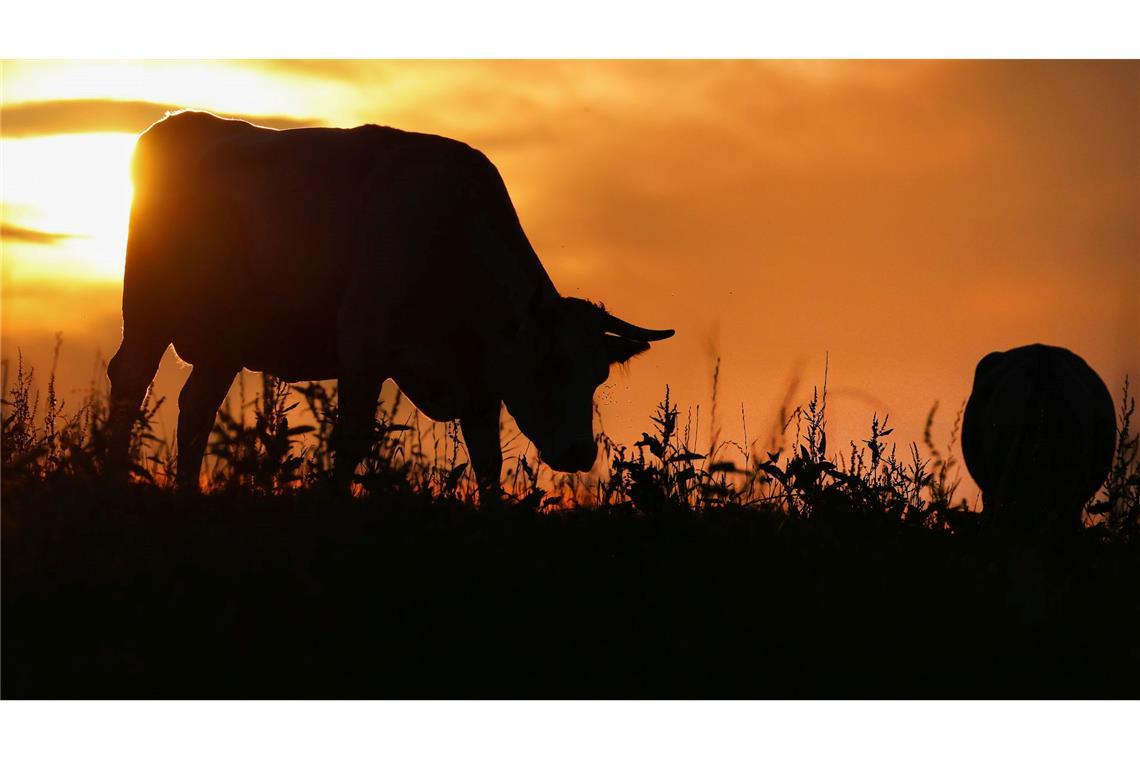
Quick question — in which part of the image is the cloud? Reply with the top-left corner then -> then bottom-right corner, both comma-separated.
1,223 -> 85,245
244,60 -> 386,82
1,99 -> 321,138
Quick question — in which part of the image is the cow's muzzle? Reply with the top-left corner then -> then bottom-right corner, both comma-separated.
544,440 -> 598,473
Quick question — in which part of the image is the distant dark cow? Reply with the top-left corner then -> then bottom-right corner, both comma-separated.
107,111 -> 674,494
962,344 -> 1116,539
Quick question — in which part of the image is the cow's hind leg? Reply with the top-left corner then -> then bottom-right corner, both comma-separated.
176,363 -> 238,491
333,372 -> 386,494
107,331 -> 169,477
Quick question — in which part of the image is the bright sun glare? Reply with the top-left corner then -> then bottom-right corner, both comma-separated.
3,134 -> 137,281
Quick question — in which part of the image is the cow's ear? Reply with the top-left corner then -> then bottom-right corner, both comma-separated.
515,289 -> 557,339
606,334 -> 651,365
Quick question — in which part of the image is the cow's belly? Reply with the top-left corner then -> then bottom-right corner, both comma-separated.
389,343 -> 475,422
168,277 -> 343,380
172,299 -> 479,423
238,308 -> 343,381
171,332 -> 340,382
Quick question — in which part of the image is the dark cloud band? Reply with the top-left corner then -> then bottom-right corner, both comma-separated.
1,223 -> 85,245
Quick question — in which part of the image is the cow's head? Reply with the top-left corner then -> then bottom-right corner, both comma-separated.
502,295 -> 674,473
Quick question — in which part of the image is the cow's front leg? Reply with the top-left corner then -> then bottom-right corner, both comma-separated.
460,400 -> 503,503
176,362 -> 238,491
334,372 -> 386,495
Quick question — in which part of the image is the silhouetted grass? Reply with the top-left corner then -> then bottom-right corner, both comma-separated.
3,348 -> 1139,697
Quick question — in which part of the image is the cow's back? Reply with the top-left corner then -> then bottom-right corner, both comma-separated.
962,344 -> 1116,535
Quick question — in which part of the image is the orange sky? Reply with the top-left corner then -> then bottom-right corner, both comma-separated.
2,60 -> 1137,491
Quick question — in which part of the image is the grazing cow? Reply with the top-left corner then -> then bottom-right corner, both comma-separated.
962,344 -> 1116,540
107,111 -> 674,494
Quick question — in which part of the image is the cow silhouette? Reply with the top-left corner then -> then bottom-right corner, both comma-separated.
962,344 -> 1116,540
106,111 -> 674,494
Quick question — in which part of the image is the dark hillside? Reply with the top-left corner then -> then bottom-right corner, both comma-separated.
5,481 -> 1140,698
3,359 -> 1138,697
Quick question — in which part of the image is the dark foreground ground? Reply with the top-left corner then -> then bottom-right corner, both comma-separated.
4,482 -> 1139,698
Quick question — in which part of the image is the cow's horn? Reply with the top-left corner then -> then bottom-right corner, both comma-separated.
603,313 -> 675,342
